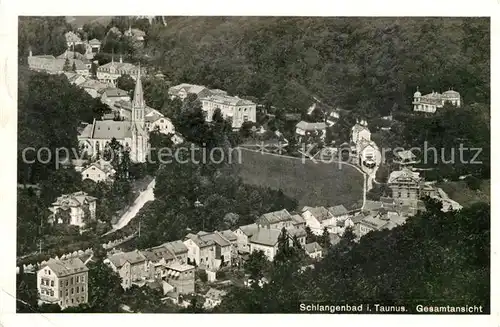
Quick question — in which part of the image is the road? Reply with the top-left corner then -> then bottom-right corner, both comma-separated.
103,178 -> 156,236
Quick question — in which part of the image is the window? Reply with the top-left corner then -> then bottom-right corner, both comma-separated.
71,288 -> 74,295
76,276 -> 79,283
70,277 -> 74,285
398,192 -> 402,198
81,286 -> 85,292
60,281 -> 63,287
66,280 -> 69,286
48,270 -> 51,275
60,291 -> 62,297
407,192 -> 410,198
50,280 -> 54,287
76,286 -> 79,293
65,290 -> 68,296
71,298 -> 74,304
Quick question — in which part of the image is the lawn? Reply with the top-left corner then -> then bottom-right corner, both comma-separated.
438,179 -> 490,207
233,148 -> 364,208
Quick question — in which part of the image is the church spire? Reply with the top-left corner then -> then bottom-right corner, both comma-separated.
132,64 -> 145,109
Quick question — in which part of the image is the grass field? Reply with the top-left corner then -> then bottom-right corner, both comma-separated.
438,180 -> 490,207
233,149 -> 364,208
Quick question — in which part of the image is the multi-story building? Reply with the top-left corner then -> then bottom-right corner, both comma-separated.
234,223 -> 259,254
256,209 -> 294,230
200,94 -> 257,129
248,228 -> 281,262
96,57 -> 145,86
413,88 -> 461,113
100,88 -> 131,108
388,168 -> 422,207
168,83 -> 215,101
48,191 -> 97,228
183,233 -> 216,268
301,206 -> 335,236
37,258 -> 89,309
163,262 -> 195,296
104,250 -> 147,289
81,159 -> 115,184
28,51 -> 89,76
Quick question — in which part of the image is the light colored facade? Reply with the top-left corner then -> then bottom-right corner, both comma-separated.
78,69 -> 149,163
96,57 -> 145,86
234,223 -> 258,253
28,52 -> 89,76
248,228 -> 281,262
104,250 -> 148,289
304,242 -> 323,259
301,206 -> 335,236
168,83 -> 214,100
200,95 -> 257,129
100,88 -> 131,108
37,258 -> 88,309
295,121 -> 327,141
388,168 -> 422,207
357,139 -> 382,168
81,159 -> 115,183
413,88 -> 461,113
183,234 -> 216,269
48,191 -> 97,227
351,123 -> 371,144
163,262 -> 195,296
203,288 -> 227,310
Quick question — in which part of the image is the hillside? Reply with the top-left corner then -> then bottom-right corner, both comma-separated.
146,17 -> 489,116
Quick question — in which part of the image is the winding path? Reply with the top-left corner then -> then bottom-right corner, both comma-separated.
102,178 -> 156,236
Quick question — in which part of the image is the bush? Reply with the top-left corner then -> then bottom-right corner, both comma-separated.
196,269 -> 208,282
465,176 -> 482,191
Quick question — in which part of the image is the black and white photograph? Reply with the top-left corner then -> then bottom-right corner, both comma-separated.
3,4 -> 494,320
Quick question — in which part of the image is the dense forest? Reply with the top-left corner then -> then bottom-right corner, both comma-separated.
144,17 -> 489,115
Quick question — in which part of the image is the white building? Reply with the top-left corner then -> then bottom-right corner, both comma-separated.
248,228 -> 281,262
295,121 -> 327,142
81,159 -> 115,184
183,233 -> 216,269
351,123 -> 371,144
37,258 -> 89,309
48,191 -> 97,228
233,223 -> 259,254
413,88 -> 461,113
200,94 -> 257,129
96,57 -> 145,86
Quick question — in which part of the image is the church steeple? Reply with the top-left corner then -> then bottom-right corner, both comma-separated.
132,65 -> 145,109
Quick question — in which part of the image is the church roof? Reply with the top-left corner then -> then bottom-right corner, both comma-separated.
132,66 -> 145,108
92,120 -> 132,139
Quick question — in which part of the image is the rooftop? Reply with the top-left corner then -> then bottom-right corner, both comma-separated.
165,261 -> 195,272
237,223 -> 259,237
327,205 -> 348,217
185,233 -> 215,248
42,258 -> 88,277
202,94 -> 255,106
296,121 -> 327,131
301,206 -> 333,222
107,250 -> 146,268
304,242 -> 322,253
291,214 -> 306,225
249,228 -> 281,247
388,168 -> 421,184
91,120 -> 132,139
51,191 -> 96,208
259,209 -> 293,225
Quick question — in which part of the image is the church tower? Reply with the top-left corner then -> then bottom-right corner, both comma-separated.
130,65 -> 148,162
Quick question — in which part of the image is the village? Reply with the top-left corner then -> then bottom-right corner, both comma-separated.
19,21 -> 470,313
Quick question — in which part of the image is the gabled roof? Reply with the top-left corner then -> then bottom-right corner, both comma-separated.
219,230 -> 238,242
286,226 -> 306,238
296,121 -> 327,131
301,206 -> 333,222
388,168 -> 421,184
259,209 -> 293,225
168,83 -> 209,96
362,200 -> 384,212
291,214 -> 305,225
352,123 -> 370,134
82,159 -> 115,175
88,38 -> 102,45
198,231 -> 231,247
304,242 -> 322,254
42,258 -> 88,277
91,120 -> 132,139
249,228 -> 281,247
107,250 -> 146,268
237,223 -> 259,237
184,233 -> 215,248
327,205 -> 348,217
102,88 -> 129,98
164,240 -> 189,254
51,191 -> 96,207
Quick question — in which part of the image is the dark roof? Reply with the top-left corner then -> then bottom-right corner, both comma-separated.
304,242 -> 322,253
43,258 -> 88,277
328,205 -> 348,217
249,228 -> 281,247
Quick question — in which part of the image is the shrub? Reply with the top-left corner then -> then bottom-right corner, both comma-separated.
465,175 -> 482,191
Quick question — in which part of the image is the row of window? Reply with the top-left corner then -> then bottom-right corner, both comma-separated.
60,296 -> 85,307
40,288 -> 54,296
41,279 -> 54,287
59,275 -> 85,287
60,285 -> 85,297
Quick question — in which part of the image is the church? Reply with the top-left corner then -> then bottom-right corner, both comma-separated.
78,69 -> 149,163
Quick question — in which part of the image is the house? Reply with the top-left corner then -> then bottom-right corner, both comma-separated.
354,215 -> 389,238
145,112 -> 175,135
291,214 -> 306,229
326,205 -> 352,235
234,223 -> 259,253
162,261 -> 195,296
301,206 -> 335,236
124,27 -> 146,42
394,149 -> 418,169
195,231 -> 233,267
295,121 -> 327,142
28,51 -> 89,76
65,31 -> 83,48
183,233 -> 216,268
256,209 -> 294,230
142,240 -> 189,278
328,205 -> 349,220
48,191 -> 97,228
88,38 -> 102,53
57,50 -> 92,69
285,226 -> 307,247
413,88 -> 461,113
37,258 -> 88,309
168,83 -> 214,101
100,88 -> 131,107
63,72 -> 87,86
388,168 -> 422,207
357,139 -> 382,168
248,228 -> 281,262
81,159 -> 115,183
203,288 -> 227,310
304,242 -> 323,259
96,57 -> 145,86
79,79 -> 111,98
200,94 -> 257,129
351,123 -> 371,144
104,250 -> 147,289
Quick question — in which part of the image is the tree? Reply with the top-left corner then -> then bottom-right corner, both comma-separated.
116,74 -> 136,93
72,61 -> 77,72
320,227 -> 330,249
87,259 -> 123,312
244,250 -> 269,280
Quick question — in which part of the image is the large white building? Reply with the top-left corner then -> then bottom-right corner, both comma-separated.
96,57 -> 145,86
200,94 -> 257,129
78,69 -> 149,163
413,88 -> 461,113
48,191 -> 97,228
